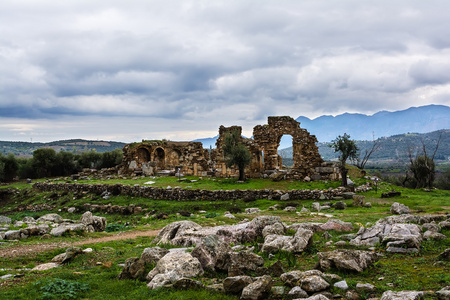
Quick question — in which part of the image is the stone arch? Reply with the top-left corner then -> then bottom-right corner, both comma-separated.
167,149 -> 182,167
253,116 -> 322,172
154,147 -> 165,169
136,147 -> 151,164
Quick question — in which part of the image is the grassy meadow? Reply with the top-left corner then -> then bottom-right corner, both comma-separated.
0,172 -> 449,299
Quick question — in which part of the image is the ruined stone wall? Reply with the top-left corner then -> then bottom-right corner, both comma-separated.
119,116 -> 339,181
211,126 -> 263,178
34,182 -> 355,201
253,116 -> 324,179
120,140 -> 209,177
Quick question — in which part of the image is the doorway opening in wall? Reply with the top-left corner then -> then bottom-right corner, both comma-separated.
279,135 -> 293,167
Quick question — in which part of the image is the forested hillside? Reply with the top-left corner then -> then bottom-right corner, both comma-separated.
0,139 -> 126,157
279,129 -> 450,165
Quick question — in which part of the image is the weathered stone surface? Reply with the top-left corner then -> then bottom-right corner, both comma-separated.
350,219 -> 423,252
262,222 -> 286,238
334,280 -> 348,291
172,278 -> 205,290
356,283 -> 376,292
50,223 -> 86,237
319,219 -> 354,232
423,230 -> 447,241
288,286 -> 308,299
191,235 -> 231,271
262,228 -> 313,253
284,206 -> 296,212
299,274 -> 330,293
118,257 -> 146,280
380,290 -> 424,300
146,251 -> 203,289
226,251 -> 264,276
332,201 -> 347,210
436,286 -> 450,300
80,211 -> 107,232
151,220 -> 203,246
51,247 -> 83,264
317,250 -> 379,273
302,295 -> 331,300
140,247 -> 169,265
32,262 -> 60,271
390,202 -> 410,215
223,275 -> 253,294
37,213 -> 63,223
0,216 -> 12,224
240,275 -> 272,300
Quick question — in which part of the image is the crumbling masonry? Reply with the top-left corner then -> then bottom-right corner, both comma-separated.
120,116 -> 339,181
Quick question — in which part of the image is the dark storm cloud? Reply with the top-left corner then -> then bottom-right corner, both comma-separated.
0,0 -> 449,141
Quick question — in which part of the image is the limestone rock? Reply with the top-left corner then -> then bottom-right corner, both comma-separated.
423,230 -> 447,241
151,220 -> 203,246
288,286 -> 308,299
172,278 -> 205,290
50,223 -> 86,237
191,235 -> 231,271
390,202 -> 410,215
299,274 -> 330,293
356,283 -> 376,292
146,251 -> 203,288
319,219 -> 354,232
140,247 -> 169,265
436,286 -> 450,300
51,247 -> 83,264
317,250 -> 379,273
240,275 -> 272,300
334,280 -> 348,291
118,257 -> 146,280
80,211 -> 107,232
380,290 -> 424,300
37,213 -> 63,223
262,222 -> 286,238
223,275 -> 253,294
32,263 -> 60,271
437,249 -> 450,261
226,251 -> 264,276
0,216 -> 12,224
262,228 -> 313,254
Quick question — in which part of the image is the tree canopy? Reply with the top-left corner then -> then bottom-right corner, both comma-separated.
330,133 -> 358,186
222,129 -> 251,181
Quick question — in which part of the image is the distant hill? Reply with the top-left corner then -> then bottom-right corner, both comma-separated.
0,139 -> 126,157
279,129 -> 450,165
296,104 -> 450,142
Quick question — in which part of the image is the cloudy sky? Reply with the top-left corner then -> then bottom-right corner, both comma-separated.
1,0 -> 449,143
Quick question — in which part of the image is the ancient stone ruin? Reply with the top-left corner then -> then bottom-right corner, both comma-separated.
120,116 -> 339,181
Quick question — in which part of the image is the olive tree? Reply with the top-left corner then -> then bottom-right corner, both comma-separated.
330,133 -> 359,186
222,129 -> 251,181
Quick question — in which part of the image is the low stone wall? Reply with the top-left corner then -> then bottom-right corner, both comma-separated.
32,182 -> 366,201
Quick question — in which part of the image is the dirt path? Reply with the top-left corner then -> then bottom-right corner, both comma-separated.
0,229 -> 160,259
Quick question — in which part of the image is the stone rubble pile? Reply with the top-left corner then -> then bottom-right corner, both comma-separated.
0,212 -> 106,241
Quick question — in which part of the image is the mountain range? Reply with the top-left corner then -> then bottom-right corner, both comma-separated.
195,105 -> 450,148
296,104 -> 450,142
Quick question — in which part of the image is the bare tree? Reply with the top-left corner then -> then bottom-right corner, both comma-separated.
408,132 -> 442,189
355,138 -> 381,171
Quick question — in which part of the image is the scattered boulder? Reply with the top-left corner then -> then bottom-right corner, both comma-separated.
80,211 -> 107,232
118,257 -> 146,280
436,286 -> 450,300
390,202 -> 410,215
317,250 -> 379,273
380,290 -> 424,300
51,247 -> 83,264
146,251 -> 204,289
262,222 -> 286,238
226,251 -> 264,276
37,213 -> 63,223
50,223 -> 86,237
319,219 -> 354,232
262,228 -> 313,253
32,262 -> 60,271
151,220 -> 203,246
240,275 -> 272,300
0,216 -> 12,224
191,235 -> 231,271
287,286 -> 308,299
334,280 -> 349,291
223,275 -> 253,294
332,201 -> 347,210
356,283 -> 376,293
140,247 -> 169,265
